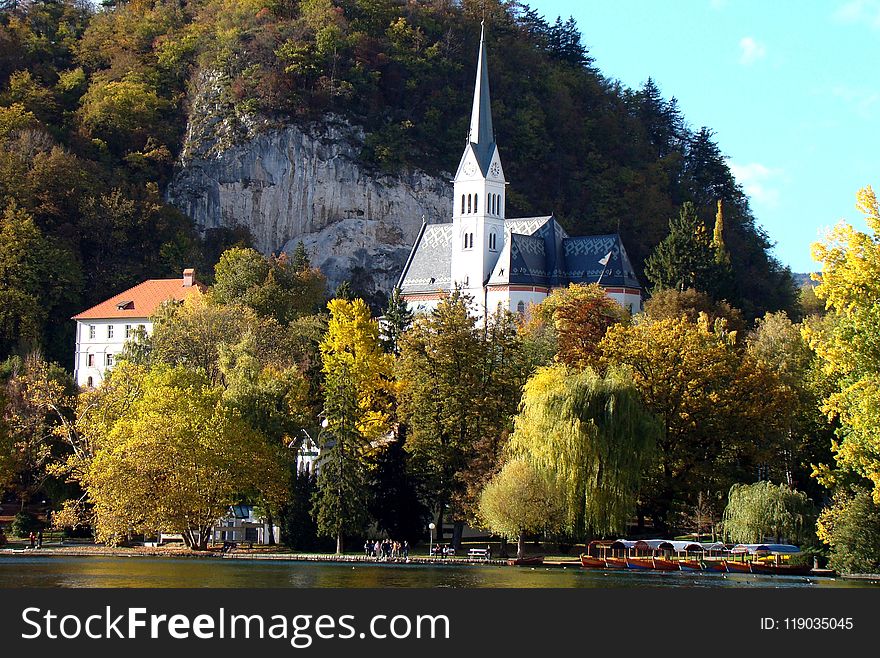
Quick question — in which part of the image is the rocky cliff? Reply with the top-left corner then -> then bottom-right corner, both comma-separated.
166,72 -> 451,301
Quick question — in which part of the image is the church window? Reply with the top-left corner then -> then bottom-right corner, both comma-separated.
461,195 -> 465,214
88,325 -> 95,340
86,376 -> 93,388
517,301 -> 525,316
468,194 -> 472,213
87,354 -> 94,367
474,193 -> 478,213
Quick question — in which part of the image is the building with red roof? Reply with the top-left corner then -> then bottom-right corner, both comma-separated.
72,269 -> 202,387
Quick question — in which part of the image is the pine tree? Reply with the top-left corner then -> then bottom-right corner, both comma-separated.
290,241 -> 311,272
644,202 -> 719,295
381,287 -> 413,355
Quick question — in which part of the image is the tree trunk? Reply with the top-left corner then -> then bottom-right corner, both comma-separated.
267,510 -> 276,546
435,506 -> 444,547
517,531 -> 525,559
451,521 -> 464,551
499,537 -> 509,559
336,533 -> 343,555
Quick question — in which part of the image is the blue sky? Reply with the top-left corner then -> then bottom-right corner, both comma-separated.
528,0 -> 880,273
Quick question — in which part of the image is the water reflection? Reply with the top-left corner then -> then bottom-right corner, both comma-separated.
0,556 -> 873,589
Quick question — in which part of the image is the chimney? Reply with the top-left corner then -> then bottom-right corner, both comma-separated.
183,268 -> 195,287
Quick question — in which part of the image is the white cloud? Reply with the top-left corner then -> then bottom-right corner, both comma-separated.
834,0 -> 880,29
738,37 -> 766,65
831,85 -> 880,118
729,161 -> 783,207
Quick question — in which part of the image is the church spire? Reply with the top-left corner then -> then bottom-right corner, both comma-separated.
468,21 -> 495,168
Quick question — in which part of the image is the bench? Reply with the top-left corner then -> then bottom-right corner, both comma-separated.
468,548 -> 490,560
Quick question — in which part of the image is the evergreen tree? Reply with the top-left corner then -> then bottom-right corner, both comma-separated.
644,201 -> 720,296
381,287 -> 413,355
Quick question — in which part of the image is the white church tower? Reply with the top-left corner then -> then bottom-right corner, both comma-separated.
451,22 -> 506,301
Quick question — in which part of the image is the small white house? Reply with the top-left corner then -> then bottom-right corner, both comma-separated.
211,505 -> 280,546
71,269 -> 202,388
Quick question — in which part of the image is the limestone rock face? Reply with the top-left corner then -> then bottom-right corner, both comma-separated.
167,74 -> 451,299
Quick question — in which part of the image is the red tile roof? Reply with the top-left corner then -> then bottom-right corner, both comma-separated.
72,276 -> 204,321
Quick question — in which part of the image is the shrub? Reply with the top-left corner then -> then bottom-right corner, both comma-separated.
11,511 -> 42,537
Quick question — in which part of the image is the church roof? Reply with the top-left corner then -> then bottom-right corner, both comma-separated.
468,22 -> 496,175
563,234 -> 642,289
397,223 -> 454,294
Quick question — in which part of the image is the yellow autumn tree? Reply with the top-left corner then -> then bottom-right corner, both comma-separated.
599,314 -> 793,530
808,185 -> 880,501
314,297 -> 394,553
82,365 -> 286,549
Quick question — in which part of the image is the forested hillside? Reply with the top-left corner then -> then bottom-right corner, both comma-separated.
0,0 -> 796,367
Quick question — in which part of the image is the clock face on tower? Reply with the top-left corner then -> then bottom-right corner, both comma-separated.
463,162 -> 477,176
490,161 -> 501,178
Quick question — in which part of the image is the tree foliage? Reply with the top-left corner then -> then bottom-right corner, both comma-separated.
82,365 -> 287,548
478,459 -> 561,558
505,364 -> 659,538
722,481 -> 814,544
817,487 -> 880,574
808,186 -> 880,502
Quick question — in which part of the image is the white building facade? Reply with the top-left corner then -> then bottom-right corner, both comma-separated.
398,24 -> 643,318
72,269 -> 201,388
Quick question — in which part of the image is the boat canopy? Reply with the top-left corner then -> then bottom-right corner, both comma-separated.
730,543 -> 801,555
668,541 -> 704,553
701,542 -> 729,553
642,539 -> 675,551
609,539 -> 648,551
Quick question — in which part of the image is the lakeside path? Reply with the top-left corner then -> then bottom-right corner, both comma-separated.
0,544 -> 515,567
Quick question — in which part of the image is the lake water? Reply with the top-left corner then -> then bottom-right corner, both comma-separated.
1,556 -> 877,588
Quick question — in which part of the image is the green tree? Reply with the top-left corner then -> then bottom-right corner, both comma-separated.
478,459 -> 561,559
644,201 -> 721,297
380,287 -> 413,355
82,365 -> 286,549
817,487 -> 880,574
599,314 -> 794,530
722,481 -> 814,544
505,364 -> 659,539
212,247 -> 326,324
397,290 -> 484,544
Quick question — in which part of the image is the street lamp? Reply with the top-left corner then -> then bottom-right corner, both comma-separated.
428,522 -> 436,557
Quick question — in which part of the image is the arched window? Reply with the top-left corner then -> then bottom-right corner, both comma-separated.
461,195 -> 465,215
474,193 -> 478,213
469,232 -> 474,248
517,301 -> 525,316
86,376 -> 93,388
467,194 -> 472,213
494,194 -> 498,215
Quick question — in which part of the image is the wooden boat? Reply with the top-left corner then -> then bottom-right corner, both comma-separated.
580,555 -> 607,569
749,562 -> 812,576
507,556 -> 544,566
678,559 -> 703,571
603,557 -> 629,569
650,557 -> 680,571
624,557 -> 655,570
723,560 -> 751,573
701,560 -> 727,572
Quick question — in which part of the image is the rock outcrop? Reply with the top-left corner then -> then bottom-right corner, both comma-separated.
167,72 -> 451,299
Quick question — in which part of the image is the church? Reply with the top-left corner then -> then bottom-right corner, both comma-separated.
397,24 -> 643,318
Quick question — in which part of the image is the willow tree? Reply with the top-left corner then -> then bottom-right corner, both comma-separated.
479,459 -> 561,559
505,364 -> 659,539
722,481 -> 814,544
